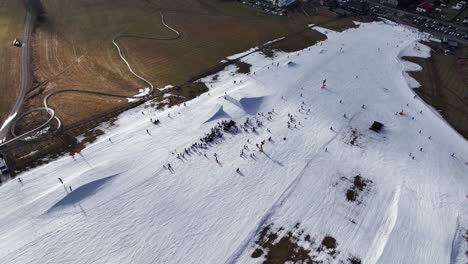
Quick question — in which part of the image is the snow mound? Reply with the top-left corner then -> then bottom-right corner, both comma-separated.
204,105 -> 231,123
239,96 -> 265,115
223,95 -> 266,115
46,174 -> 118,213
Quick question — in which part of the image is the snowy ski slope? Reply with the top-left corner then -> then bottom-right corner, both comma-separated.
0,21 -> 467,264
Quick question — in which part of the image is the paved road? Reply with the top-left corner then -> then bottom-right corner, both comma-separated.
0,12 -> 33,142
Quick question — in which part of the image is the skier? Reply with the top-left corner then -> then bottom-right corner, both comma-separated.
361,104 -> 365,109
109,138 -> 112,143
18,177 -> 22,183
419,148 -> 423,152
330,126 -> 333,131
146,129 -> 150,135
69,186 -> 73,192
58,178 -> 64,184
343,113 -> 347,119
236,168 -> 240,173
321,79 -> 327,89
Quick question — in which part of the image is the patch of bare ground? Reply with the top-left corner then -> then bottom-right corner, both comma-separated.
465,229 -> 468,259
260,11 -> 371,57
251,223 -> 362,264
346,175 -> 372,204
343,128 -> 365,147
403,43 -> 468,138
235,61 -> 252,74
333,174 -> 373,205
346,256 -> 362,264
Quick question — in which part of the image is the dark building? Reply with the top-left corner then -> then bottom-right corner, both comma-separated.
369,121 -> 384,132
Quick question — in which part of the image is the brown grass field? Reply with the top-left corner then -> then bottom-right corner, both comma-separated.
405,45 -> 468,138
0,0 -> 25,125
21,0 -> 363,126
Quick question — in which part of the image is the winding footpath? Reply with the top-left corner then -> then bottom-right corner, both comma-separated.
0,11 -> 180,147
0,12 -> 33,143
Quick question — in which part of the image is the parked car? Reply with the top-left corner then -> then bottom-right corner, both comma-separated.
0,159 -> 8,175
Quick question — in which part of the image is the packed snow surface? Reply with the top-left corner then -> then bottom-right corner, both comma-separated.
0,21 -> 467,264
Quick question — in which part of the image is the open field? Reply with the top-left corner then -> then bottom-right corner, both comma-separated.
21,0 -> 365,127
0,0 -> 25,125
405,45 -> 468,138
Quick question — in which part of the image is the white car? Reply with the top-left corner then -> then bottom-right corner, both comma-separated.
0,159 -> 8,175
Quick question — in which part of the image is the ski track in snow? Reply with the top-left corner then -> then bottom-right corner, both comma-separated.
224,112 -> 361,264
0,21 -> 467,264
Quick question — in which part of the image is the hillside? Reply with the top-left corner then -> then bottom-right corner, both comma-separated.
0,21 -> 467,264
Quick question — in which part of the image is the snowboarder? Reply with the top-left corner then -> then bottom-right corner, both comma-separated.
58,178 -> 63,184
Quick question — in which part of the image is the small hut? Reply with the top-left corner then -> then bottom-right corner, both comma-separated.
369,121 -> 384,133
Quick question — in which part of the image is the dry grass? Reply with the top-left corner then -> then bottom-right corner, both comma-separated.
22,0 -> 366,127
404,45 -> 468,138
0,0 -> 25,124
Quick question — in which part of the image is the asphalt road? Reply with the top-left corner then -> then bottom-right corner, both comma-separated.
0,12 -> 32,142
